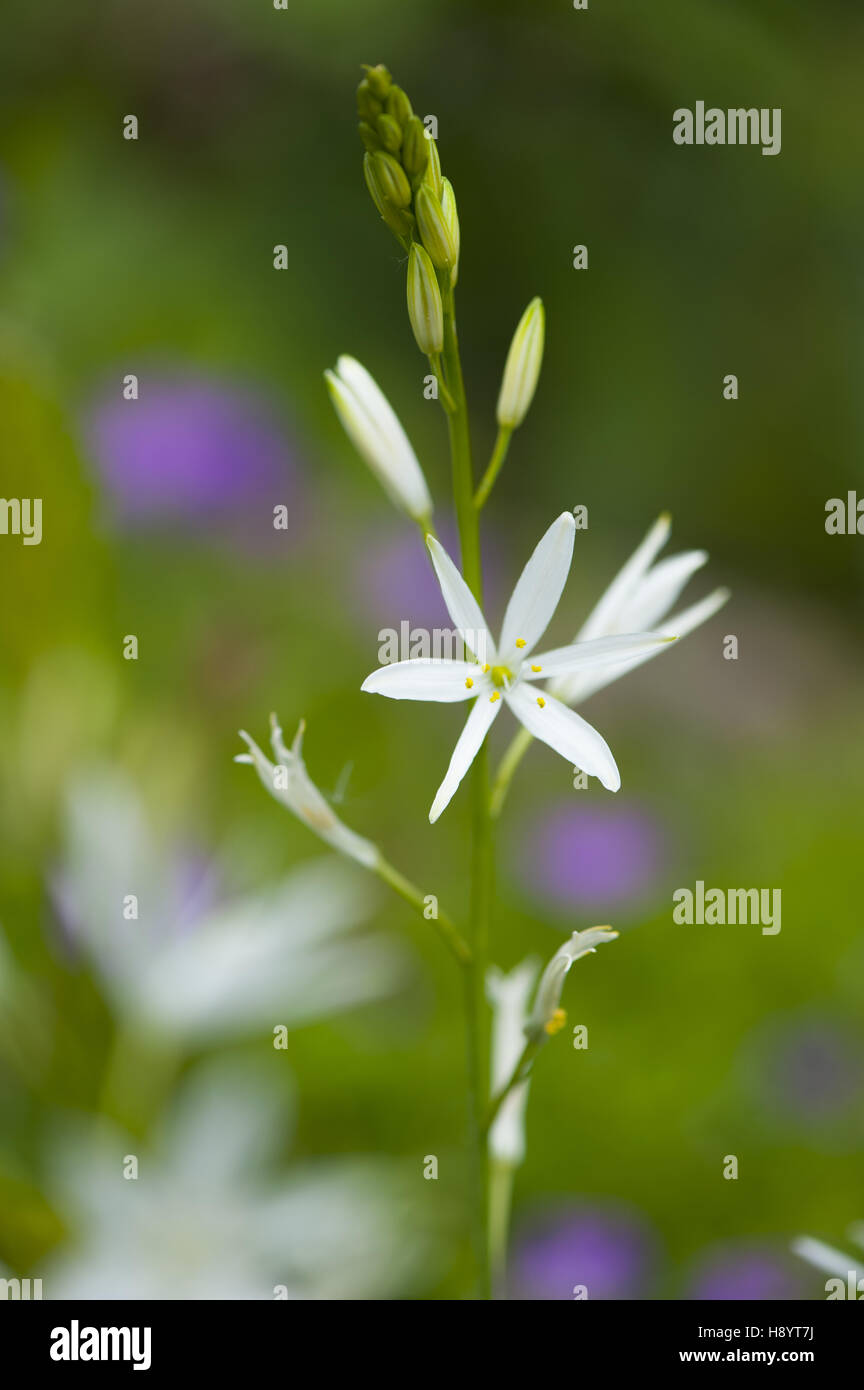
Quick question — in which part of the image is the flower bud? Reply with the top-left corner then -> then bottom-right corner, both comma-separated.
440,178 -> 460,283
415,186 -> 458,270
325,355 -> 433,524
385,85 -> 413,127
401,116 -> 429,181
407,244 -> 444,356
356,80 -> 383,123
357,121 -> 383,153
363,155 -> 414,238
362,64 -> 392,100
375,113 -> 402,153
422,135 -> 443,200
368,150 -> 411,208
496,296 -> 545,429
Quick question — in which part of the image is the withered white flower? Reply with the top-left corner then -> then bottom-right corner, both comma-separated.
361,511 -> 673,821
486,959 -> 540,1166
325,355 -> 433,525
550,512 -> 729,708
237,714 -> 380,870
525,926 -> 619,1040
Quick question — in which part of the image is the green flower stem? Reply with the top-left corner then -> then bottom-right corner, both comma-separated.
482,1034 -> 542,1135
375,855 -> 472,966
440,274 -> 494,1300
489,724 -> 534,819
473,425 -> 513,511
429,353 -> 457,413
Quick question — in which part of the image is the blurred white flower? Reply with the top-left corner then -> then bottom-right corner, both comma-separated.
550,512 -> 729,708
53,769 -> 409,1044
362,512 -> 670,819
486,960 -> 539,1166
43,1059 -> 435,1300
325,355 -> 433,524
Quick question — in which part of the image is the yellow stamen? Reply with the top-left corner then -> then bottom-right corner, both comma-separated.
531,664 -> 542,672
515,638 -> 526,648
490,691 -> 500,703
482,664 -> 490,673
536,697 -> 546,708
545,1008 -> 567,1036
465,677 -> 474,689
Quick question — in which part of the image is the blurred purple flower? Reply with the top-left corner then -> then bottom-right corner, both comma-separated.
518,803 -> 666,913
685,1244 -> 809,1301
769,1021 -> 864,1122
84,372 -> 298,528
352,519 -> 502,633
509,1203 -> 660,1300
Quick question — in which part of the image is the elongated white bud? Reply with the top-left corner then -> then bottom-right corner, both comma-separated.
325,355 -> 433,523
497,296 -> 545,429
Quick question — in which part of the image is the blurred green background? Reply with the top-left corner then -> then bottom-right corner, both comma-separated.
1,0 -> 863,1299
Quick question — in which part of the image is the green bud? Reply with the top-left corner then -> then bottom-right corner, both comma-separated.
422,136 -> 443,200
407,243 -> 444,355
363,154 -> 414,238
375,112 -> 403,153
415,186 -> 457,270
440,178 -> 460,284
356,80 -> 383,122
368,150 -> 412,209
401,116 -> 429,181
358,121 -> 383,153
385,85 -> 413,127
363,64 -> 392,100
497,297 -> 546,429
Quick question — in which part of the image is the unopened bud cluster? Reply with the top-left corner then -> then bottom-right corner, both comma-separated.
357,64 -> 460,356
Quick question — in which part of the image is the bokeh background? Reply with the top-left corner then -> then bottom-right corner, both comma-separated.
1,0 -> 863,1299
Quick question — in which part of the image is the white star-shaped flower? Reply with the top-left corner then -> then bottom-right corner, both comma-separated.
361,511 -> 674,821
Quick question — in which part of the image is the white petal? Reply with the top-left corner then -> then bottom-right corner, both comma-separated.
505,685 -> 620,791
327,357 -> 433,522
621,550 -> 707,630
525,631 -> 675,679
578,513 -> 671,641
498,511 -> 575,660
552,586 -> 729,706
429,695 -> 502,822
426,535 -> 494,663
791,1237 -> 857,1279
486,959 -> 540,1165
361,658 -> 484,702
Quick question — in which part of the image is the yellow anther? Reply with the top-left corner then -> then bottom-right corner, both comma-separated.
544,1008 -> 567,1036
490,691 -> 501,703
465,677 -> 474,689
482,664 -> 490,673
536,697 -> 546,708
515,638 -> 526,648
531,664 -> 542,672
